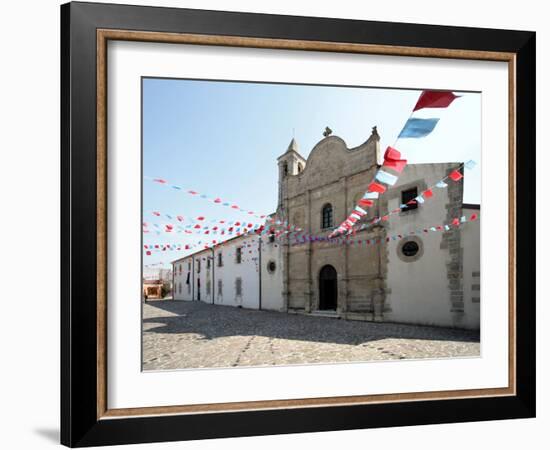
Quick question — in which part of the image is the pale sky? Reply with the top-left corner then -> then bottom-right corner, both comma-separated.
143,78 -> 481,268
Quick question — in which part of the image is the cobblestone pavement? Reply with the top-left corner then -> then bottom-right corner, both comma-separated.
142,300 -> 480,370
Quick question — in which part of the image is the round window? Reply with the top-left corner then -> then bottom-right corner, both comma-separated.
402,241 -> 419,257
267,261 -> 276,273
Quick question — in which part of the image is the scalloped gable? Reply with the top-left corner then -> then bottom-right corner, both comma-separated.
286,131 -> 379,194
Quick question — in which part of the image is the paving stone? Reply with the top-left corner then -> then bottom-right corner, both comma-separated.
142,300 -> 480,370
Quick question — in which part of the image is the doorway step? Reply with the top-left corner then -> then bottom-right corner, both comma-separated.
309,310 -> 341,319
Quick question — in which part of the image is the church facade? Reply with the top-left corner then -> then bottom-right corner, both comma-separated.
172,127 -> 480,330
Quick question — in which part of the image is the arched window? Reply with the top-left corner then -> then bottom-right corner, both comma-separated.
297,163 -> 303,173
283,162 -> 288,176
321,203 -> 333,229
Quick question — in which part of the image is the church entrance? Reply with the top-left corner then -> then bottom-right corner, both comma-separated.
319,265 -> 338,310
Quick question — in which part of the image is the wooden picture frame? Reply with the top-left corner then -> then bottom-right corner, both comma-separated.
61,1 -> 535,446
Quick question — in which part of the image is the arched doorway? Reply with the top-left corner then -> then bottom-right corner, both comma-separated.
319,265 -> 338,310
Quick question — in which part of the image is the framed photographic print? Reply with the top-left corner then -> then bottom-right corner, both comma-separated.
61,1 -> 536,447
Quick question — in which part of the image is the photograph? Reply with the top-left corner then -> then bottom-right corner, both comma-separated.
141,79 -> 482,370
54,1 -> 536,446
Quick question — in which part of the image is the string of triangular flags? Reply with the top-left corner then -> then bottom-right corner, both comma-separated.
144,211 -> 479,257
293,212 -> 479,247
341,160 -> 476,235
145,211 -> 265,228
143,219 -> 303,254
144,158 -> 474,245
145,236 -> 260,252
145,176 -> 269,220
145,90 -> 465,254
145,243 -> 261,253
145,236 -> 271,256
143,214 -> 265,236
263,160 -> 475,242
331,90 -> 460,237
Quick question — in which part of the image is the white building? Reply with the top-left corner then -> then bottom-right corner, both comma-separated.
172,232 -> 285,311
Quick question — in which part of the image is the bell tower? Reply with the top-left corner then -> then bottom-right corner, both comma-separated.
276,138 -> 306,210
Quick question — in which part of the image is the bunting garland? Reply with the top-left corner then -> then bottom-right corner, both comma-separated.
143,156 -> 475,246
144,89 -> 475,267
342,160 -> 476,234
144,212 -> 480,258
143,157 -> 474,250
143,213 -> 307,238
145,235 -> 269,257
331,89 -> 463,238
291,213 -> 479,248
143,211 -> 265,236
145,176 -> 269,220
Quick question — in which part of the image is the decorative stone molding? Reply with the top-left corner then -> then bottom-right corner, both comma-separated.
440,166 -> 465,326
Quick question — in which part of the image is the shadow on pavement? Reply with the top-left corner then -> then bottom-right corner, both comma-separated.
142,300 -> 480,346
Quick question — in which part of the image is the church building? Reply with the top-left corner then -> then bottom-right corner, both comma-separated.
173,127 -> 480,330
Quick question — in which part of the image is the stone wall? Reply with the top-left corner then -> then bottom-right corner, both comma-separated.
280,130 -> 384,317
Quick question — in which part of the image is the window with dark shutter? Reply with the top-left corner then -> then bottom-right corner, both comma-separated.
235,277 -> 242,296
401,188 -> 418,212
236,247 -> 242,264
